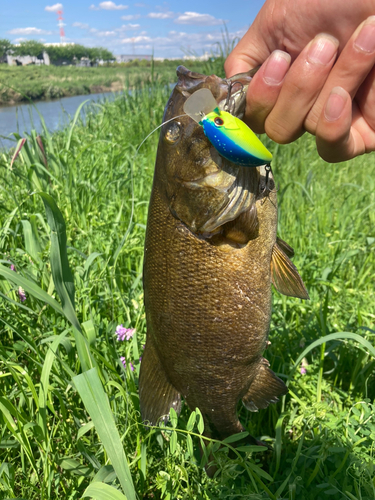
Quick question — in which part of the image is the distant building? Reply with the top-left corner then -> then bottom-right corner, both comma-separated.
44,42 -> 75,47
115,54 -> 151,63
7,51 -> 50,66
75,57 -> 91,67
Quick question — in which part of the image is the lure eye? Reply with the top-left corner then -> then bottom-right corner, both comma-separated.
214,117 -> 224,127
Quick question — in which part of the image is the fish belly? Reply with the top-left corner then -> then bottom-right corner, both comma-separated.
140,184 -> 277,437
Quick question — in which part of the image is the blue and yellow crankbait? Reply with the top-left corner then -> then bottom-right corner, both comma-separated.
183,88 -> 272,167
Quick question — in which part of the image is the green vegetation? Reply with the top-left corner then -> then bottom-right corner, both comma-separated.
0,38 -> 12,63
0,73 -> 374,500
0,39 -> 114,65
0,60 -> 210,105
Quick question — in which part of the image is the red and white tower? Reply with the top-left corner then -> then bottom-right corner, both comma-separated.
57,10 -> 66,44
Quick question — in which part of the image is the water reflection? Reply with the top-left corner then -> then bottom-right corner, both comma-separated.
0,92 -> 120,149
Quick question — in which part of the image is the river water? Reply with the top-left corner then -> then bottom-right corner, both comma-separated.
0,91 -> 119,149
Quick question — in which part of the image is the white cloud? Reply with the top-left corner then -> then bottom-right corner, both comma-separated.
45,3 -> 63,12
90,1 -> 128,10
72,22 -> 89,29
175,11 -> 223,26
121,14 -> 140,20
97,30 -> 117,36
52,25 -> 244,60
118,28 -> 243,56
116,24 -> 140,31
8,27 -> 53,35
121,35 -> 151,43
147,12 -> 174,19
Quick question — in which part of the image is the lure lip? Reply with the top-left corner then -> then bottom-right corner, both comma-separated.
183,88 -> 218,124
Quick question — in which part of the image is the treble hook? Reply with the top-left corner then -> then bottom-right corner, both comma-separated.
260,164 -> 279,196
224,80 -> 244,113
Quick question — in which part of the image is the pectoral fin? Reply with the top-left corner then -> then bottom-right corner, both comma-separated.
276,236 -> 294,258
271,240 -> 309,299
242,360 -> 288,412
139,336 -> 181,425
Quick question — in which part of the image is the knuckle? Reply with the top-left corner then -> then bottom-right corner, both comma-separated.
265,118 -> 302,144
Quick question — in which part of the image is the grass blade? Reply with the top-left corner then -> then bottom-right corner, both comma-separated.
82,482 -> 129,500
38,192 -> 94,371
73,368 -> 136,500
289,332 -> 375,380
0,263 -> 63,314
65,99 -> 90,152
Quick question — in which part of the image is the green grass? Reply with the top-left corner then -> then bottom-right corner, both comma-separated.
0,75 -> 374,500
0,60 -> 212,105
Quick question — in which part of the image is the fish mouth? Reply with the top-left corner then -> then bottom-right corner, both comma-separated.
164,66 -> 261,235
176,65 -> 257,121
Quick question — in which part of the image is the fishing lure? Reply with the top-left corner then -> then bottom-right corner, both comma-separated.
183,88 -> 272,167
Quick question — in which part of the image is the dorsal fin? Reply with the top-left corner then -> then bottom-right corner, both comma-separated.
271,240 -> 309,299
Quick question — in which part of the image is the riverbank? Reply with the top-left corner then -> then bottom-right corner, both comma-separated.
0,59 -> 216,106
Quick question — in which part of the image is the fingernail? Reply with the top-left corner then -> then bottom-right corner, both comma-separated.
263,50 -> 291,85
307,34 -> 339,65
324,87 -> 348,121
354,16 -> 375,53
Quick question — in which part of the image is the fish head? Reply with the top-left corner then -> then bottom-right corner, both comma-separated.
155,66 -> 270,236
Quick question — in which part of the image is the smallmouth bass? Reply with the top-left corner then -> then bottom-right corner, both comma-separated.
139,66 -> 309,441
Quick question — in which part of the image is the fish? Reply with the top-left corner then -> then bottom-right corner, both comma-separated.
139,65 -> 309,442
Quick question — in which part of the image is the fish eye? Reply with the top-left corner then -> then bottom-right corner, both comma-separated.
164,121 -> 181,143
214,117 -> 224,127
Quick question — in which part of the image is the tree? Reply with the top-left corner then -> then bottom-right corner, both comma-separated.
45,44 -> 114,66
0,38 -> 12,63
13,40 -> 45,63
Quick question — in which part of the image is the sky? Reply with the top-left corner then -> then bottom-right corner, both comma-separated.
1,0 -> 266,59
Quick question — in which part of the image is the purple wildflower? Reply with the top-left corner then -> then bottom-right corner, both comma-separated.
115,324 -> 135,341
120,357 -> 135,371
18,286 -> 26,302
139,356 -> 142,363
300,357 -> 308,375
10,264 -> 15,271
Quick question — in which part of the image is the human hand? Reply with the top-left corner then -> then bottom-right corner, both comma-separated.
225,0 -> 375,162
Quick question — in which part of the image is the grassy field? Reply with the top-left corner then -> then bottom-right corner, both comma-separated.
0,60 -> 210,106
0,74 -> 374,500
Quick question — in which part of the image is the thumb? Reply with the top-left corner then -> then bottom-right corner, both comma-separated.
224,20 -> 275,77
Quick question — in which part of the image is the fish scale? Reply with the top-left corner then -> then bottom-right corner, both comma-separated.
139,66 -> 309,441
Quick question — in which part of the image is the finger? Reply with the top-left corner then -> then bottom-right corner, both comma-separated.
316,87 -> 365,162
355,63 -> 375,130
224,14 -> 275,77
244,50 -> 291,134
305,16 -> 375,134
263,34 -> 339,144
